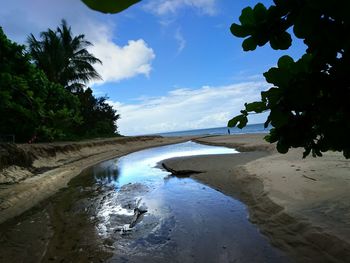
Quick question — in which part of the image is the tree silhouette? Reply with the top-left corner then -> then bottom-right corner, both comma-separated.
27,20 -> 102,92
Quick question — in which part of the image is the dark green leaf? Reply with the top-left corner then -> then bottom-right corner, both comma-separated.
230,23 -> 250,38
227,115 -> 242,128
269,32 -> 292,50
253,3 -> 267,21
264,128 -> 278,143
81,0 -> 141,14
239,7 -> 255,25
245,101 -> 267,113
261,87 -> 282,105
237,116 -> 248,129
227,115 -> 248,129
277,55 -> 294,69
242,37 -> 257,51
264,68 -> 290,87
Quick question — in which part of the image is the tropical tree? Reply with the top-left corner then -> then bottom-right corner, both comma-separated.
27,20 -> 102,92
0,27 -> 81,142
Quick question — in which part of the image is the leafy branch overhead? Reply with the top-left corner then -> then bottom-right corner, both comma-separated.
229,0 -> 350,159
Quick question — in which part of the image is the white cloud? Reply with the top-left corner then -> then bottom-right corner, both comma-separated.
86,23 -> 155,84
144,0 -> 218,16
174,28 -> 186,54
0,0 -> 155,85
109,81 -> 269,135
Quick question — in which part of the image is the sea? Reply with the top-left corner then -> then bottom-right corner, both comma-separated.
157,123 -> 270,137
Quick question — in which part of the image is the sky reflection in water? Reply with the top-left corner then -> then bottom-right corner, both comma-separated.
92,141 -> 238,188
88,141 -> 288,262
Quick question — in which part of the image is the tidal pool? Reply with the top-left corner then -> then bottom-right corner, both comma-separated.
0,141 -> 289,262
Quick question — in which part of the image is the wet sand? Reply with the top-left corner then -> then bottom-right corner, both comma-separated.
163,134 -> 350,262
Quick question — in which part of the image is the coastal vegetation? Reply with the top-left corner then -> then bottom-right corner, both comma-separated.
0,21 -> 119,143
228,0 -> 350,158
79,0 -> 350,158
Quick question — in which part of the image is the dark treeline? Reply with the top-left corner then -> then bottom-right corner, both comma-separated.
0,21 -> 120,143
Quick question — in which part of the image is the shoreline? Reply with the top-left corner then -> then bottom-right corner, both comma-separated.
1,134 -> 350,262
162,135 -> 350,262
0,136 -> 196,224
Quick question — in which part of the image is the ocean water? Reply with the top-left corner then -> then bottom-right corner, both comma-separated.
158,123 -> 270,137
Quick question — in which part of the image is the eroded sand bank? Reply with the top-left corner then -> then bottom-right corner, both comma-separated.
0,136 -> 195,224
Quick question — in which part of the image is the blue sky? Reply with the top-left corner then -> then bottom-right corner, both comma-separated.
0,0 -> 306,135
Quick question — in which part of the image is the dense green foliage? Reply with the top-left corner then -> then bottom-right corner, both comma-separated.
0,25 -> 120,142
0,27 -> 81,142
75,88 -> 120,138
229,0 -> 350,158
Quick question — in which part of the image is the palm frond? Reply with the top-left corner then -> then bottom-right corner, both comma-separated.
27,19 -> 102,88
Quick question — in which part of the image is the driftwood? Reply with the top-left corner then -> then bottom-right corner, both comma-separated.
161,163 -> 203,177
129,206 -> 147,228
302,175 -> 317,181
129,198 -> 148,228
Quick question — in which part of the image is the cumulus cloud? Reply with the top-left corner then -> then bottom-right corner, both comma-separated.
109,81 -> 269,135
144,0 -> 218,16
86,24 -> 155,84
0,0 -> 155,85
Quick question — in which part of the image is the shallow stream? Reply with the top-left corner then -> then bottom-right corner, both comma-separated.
0,141 -> 289,262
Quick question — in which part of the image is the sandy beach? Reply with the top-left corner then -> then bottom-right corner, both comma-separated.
163,134 -> 350,262
1,134 -> 350,262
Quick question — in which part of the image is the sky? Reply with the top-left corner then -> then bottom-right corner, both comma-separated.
0,0 -> 306,135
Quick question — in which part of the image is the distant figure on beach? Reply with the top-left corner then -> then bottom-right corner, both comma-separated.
227,129 -> 230,135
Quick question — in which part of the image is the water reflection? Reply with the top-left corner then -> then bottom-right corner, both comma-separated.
91,141 -> 238,188
85,141 -> 289,262
0,141 -> 289,262
92,141 -> 238,238
92,159 -> 120,187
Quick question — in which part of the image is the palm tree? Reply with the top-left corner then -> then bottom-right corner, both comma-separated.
27,20 -> 102,92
